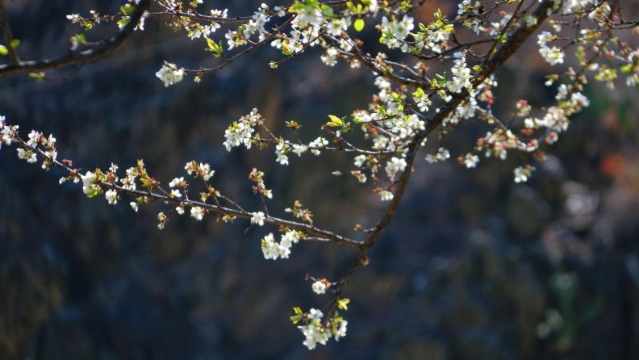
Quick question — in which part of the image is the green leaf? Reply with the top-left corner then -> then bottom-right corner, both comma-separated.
117,18 -> 130,28
337,298 -> 350,311
29,72 -> 46,80
205,38 -> 223,58
120,4 -> 135,15
354,18 -> 365,32
206,37 -> 216,50
0,45 -> 7,56
320,4 -> 333,17
86,188 -> 100,198
10,39 -> 20,49
327,114 -> 344,127
620,63 -> 633,74
290,307 -> 303,324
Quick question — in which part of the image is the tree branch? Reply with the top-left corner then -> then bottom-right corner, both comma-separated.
0,0 -> 151,77
421,0 -> 555,139
328,0 -> 558,313
5,126 -> 362,250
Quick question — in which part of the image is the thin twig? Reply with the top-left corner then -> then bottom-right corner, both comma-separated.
6,128 -> 363,250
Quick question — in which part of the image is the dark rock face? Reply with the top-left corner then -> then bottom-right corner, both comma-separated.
2,1 -> 639,359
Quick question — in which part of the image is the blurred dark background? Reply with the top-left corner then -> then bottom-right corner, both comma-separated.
1,1 -> 639,359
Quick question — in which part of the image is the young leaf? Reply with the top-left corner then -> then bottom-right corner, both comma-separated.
327,114 -> 344,127
354,18 -> 365,32
29,72 -> 46,80
337,298 -> 350,311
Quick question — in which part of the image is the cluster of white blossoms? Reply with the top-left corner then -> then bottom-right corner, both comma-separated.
293,308 -> 348,350
537,31 -> 564,66
186,9 -> 228,40
411,20 -> 453,54
426,147 -> 451,164
514,165 -> 535,183
80,171 -> 100,196
448,53 -> 473,94
223,108 -> 262,151
190,206 -> 205,221
523,84 -> 590,142
0,116 -> 13,148
6,127 -> 58,167
184,160 -> 216,181
15,0 -> 639,351
624,50 -> 639,87
384,157 -> 407,180
261,230 -> 301,260
379,15 -> 414,49
562,0 -> 596,14
225,3 -> 272,49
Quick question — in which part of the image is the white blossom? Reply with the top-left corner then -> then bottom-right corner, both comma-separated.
224,109 -> 261,151
169,177 -> 184,188
333,319 -> 348,341
379,189 -> 394,201
308,137 -> 328,155
464,154 -> 480,168
80,171 -> 99,195
251,211 -> 266,226
156,63 -> 185,87
312,280 -> 328,294
190,206 -> 205,221
105,189 -> 118,205
385,157 -> 407,179
514,166 -> 534,183
275,142 -> 289,165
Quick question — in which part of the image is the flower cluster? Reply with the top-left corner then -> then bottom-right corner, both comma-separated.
292,307 -> 348,350
537,31 -> 564,66
379,15 -> 414,49
187,9 -> 228,40
13,0 -> 639,351
249,168 -> 273,199
223,108 -> 263,151
261,230 -> 301,260
225,3 -> 271,49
